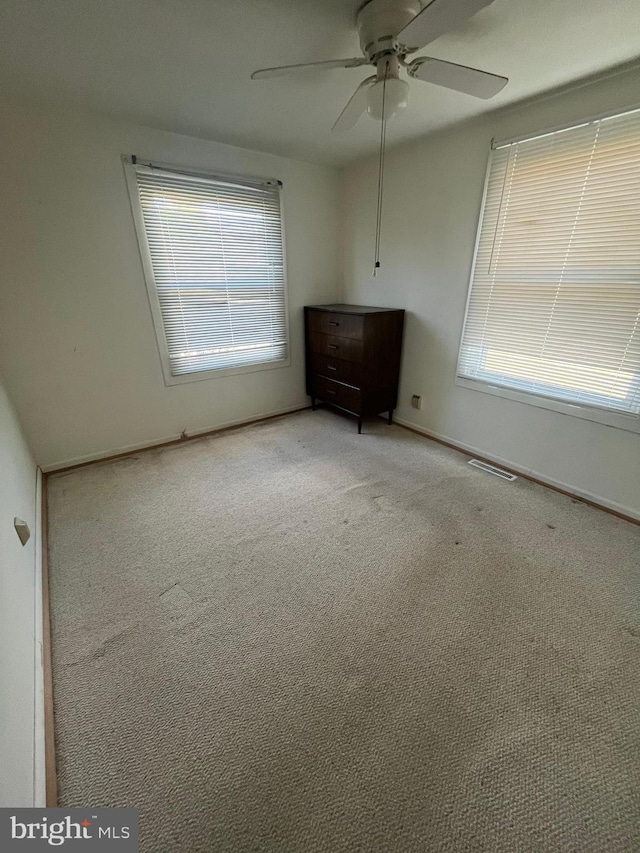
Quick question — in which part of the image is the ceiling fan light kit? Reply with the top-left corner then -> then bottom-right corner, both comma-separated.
367,76 -> 409,119
251,0 -> 509,270
367,55 -> 410,120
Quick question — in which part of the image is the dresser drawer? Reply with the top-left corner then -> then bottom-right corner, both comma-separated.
309,353 -> 364,388
308,332 -> 363,363
307,311 -> 364,340
311,375 -> 362,414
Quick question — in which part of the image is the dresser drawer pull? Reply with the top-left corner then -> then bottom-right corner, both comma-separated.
327,365 -> 337,371
326,389 -> 336,395
328,344 -> 338,350
328,321 -> 340,326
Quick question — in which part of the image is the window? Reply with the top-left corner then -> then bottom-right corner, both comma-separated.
125,159 -> 288,384
457,107 -> 640,430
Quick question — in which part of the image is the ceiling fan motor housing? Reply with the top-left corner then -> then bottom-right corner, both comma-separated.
357,0 -> 428,60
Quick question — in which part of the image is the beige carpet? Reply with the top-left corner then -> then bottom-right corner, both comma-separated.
48,409 -> 640,852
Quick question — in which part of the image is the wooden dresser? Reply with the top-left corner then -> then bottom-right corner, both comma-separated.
304,304 -> 405,434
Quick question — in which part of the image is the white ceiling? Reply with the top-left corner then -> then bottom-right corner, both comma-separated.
1,0 -> 639,166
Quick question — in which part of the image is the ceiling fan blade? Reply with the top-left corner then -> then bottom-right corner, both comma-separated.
398,0 -> 496,50
251,58 -> 369,80
332,76 -> 376,132
408,56 -> 508,99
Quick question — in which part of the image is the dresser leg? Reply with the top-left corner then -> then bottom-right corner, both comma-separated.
388,409 -> 393,425
311,396 -> 316,411
357,417 -> 362,435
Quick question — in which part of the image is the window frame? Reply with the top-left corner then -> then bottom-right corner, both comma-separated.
456,106 -> 640,435
123,156 -> 291,386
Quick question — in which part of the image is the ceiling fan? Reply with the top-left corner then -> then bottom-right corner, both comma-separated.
251,0 -> 509,130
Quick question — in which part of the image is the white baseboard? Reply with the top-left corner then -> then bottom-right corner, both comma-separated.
43,404 -> 310,473
392,415 -> 640,523
33,467 -> 45,807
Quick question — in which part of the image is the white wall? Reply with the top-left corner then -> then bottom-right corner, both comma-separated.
0,99 -> 341,469
341,64 -> 640,519
0,378 -> 43,806
2,69 -> 639,512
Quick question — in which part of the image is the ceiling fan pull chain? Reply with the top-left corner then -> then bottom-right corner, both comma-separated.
373,60 -> 389,277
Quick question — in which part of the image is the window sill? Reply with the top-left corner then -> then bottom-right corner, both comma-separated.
162,356 -> 291,386
455,376 -> 640,434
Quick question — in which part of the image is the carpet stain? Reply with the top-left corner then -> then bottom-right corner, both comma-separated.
62,625 -> 141,667
159,583 -> 194,615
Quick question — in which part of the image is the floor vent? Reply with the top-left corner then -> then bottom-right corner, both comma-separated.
468,459 -> 518,481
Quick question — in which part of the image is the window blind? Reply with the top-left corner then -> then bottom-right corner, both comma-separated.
458,107 -> 640,416
133,164 -> 287,376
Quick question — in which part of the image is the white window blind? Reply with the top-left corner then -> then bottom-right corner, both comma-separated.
131,163 -> 287,377
458,107 -> 640,417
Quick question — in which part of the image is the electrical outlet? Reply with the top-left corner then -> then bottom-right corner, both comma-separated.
411,394 -> 422,410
